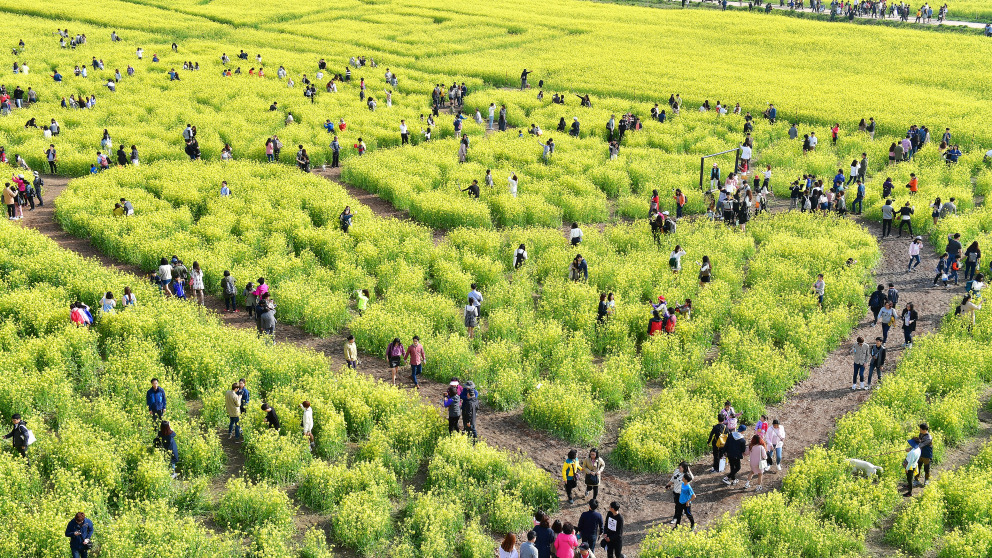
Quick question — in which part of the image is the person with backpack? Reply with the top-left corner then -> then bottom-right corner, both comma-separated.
706,415 -> 729,473
221,271 -> 237,312
442,386 -> 461,433
3,413 -> 31,459
665,461 -> 693,524
386,338 -> 404,385
868,284 -> 886,325
562,449 -> 580,503
964,241 -> 982,282
514,244 -> 528,269
65,511 -> 94,558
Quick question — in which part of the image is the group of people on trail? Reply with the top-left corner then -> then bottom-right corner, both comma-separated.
4,171 -> 44,219
705,402 -> 786,494
496,502 -> 623,558
68,285 -> 136,326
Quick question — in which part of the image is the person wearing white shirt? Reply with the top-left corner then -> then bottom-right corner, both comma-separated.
903,438 -> 921,496
569,223 -> 583,246
765,419 -> 786,471
669,245 -> 686,272
514,244 -> 528,269
740,144 -> 752,171
300,401 -> 314,450
399,120 -> 408,145
809,132 -> 818,149
508,173 -> 517,197
20,63 -> 28,74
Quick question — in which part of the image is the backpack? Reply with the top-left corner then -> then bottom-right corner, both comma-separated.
715,424 -> 728,448
223,278 -> 236,295
887,289 -> 899,305
669,256 -> 678,268
869,291 -> 884,308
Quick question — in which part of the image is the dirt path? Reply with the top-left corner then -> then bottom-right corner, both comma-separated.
864,388 -> 992,557
21,175 -> 965,553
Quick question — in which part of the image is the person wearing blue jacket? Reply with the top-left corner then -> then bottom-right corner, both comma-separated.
146,378 -> 166,418
65,512 -> 94,558
238,378 -> 250,416
155,420 -> 179,478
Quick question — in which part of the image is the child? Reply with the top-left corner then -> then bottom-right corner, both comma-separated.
933,253 -> 949,287
170,276 -> 186,299
244,282 -> 256,317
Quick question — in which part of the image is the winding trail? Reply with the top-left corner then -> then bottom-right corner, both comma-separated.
18,173 -> 966,553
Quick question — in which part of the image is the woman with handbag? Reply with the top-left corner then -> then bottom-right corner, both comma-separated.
580,448 -> 605,501
706,416 -> 728,473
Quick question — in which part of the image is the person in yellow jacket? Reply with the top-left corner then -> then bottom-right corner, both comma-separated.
562,449 -> 580,504
224,383 -> 242,442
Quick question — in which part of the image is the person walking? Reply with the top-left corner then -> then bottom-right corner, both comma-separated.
603,502 -> 624,558
155,420 -> 179,477
580,448 -> 605,501
907,238 -> 922,271
344,335 -> 358,369
766,419 -> 785,470
897,202 -> 914,237
866,337 -> 886,389
901,303 -> 918,348
745,434 -> 767,492
562,449 -> 580,503
301,401 -> 314,450
577,499 -> 603,547
442,386 -> 461,433
665,461 -> 693,524
706,415 -> 729,473
460,380 -> 478,438
146,378 -> 167,419
672,475 -> 696,531
464,298 -> 480,339
225,382 -> 242,442
881,199 -> 894,238
868,284 -> 886,324
404,335 -> 425,387
878,301 -> 896,344
934,253 -> 950,287
903,438 -> 921,497
386,338 -> 404,384
964,241 -> 982,282
852,336 -> 870,390
721,426 -> 746,486
65,512 -> 94,558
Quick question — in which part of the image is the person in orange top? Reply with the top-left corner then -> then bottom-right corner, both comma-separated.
907,173 -> 918,195
673,188 -> 686,218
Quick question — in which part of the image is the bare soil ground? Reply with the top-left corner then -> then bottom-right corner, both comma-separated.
20,178 -> 965,554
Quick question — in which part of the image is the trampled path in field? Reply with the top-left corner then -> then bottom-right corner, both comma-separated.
638,0 -> 988,29
20,173 -> 963,553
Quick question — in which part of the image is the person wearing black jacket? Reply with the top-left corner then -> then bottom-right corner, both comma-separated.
901,303 -> 918,348
603,502 -> 624,558
3,414 -> 29,459
706,416 -> 729,473
460,380 -> 478,438
866,337 -> 886,389
570,117 -> 580,137
577,500 -> 603,549
262,403 -> 280,430
461,180 -> 480,199
868,284 -> 886,325
533,512 -> 555,558
721,429 -> 746,485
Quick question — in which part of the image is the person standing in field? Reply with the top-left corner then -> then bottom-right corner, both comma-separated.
964,241 -> 981,282
221,270 -> 237,312
355,289 -> 370,316
344,335 -> 358,369
464,298 -> 480,339
903,438 -> 921,497
189,261 -> 205,308
813,273 -> 825,308
300,401 -> 314,450
442,386 -> 461,433
65,512 -> 94,558
461,380 -> 478,438
907,237 -> 923,272
262,403 -> 280,431
147,378 -> 167,419
155,420 -> 179,477
225,382 -> 242,442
